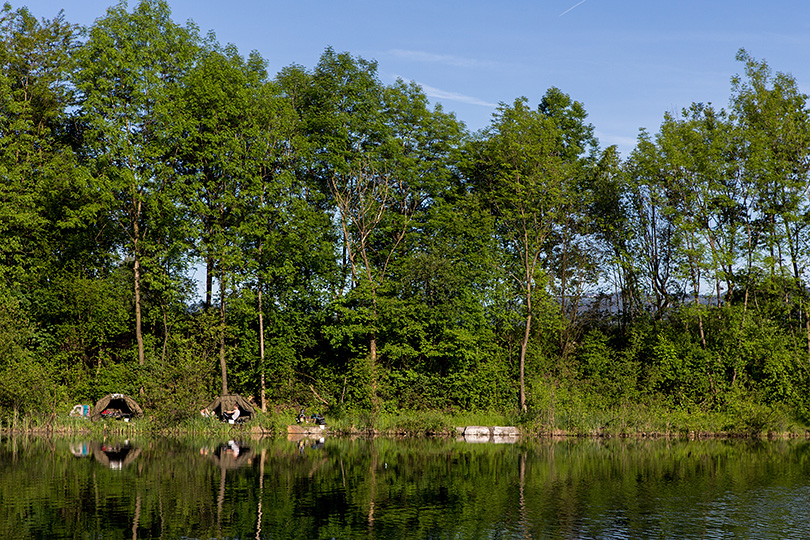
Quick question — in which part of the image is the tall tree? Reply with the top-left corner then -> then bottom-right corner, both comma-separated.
297,48 -> 396,409
74,0 -> 200,368
0,5 -> 82,288
731,49 -> 810,346
587,145 -> 639,325
471,90 -> 597,412
0,4 -> 82,415
640,105 -> 742,346
172,44 -> 283,396
234,63 -> 336,410
624,131 -> 681,318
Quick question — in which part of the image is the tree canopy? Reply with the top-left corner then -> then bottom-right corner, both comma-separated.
3,2 -> 810,429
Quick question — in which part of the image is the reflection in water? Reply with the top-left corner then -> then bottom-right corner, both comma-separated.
256,447 -> 266,540
206,439 -> 254,470
69,442 -> 90,458
91,440 -> 142,469
2,436 -> 810,539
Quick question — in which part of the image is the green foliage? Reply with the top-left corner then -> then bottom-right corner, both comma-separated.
5,2 -> 810,433
0,289 -> 62,417
574,328 -> 641,404
389,410 -> 454,435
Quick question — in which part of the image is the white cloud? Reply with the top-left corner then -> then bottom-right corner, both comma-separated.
594,130 -> 638,156
388,49 -> 479,68
418,83 -> 498,108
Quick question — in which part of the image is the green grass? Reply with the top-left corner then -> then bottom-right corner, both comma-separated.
3,401 -> 808,439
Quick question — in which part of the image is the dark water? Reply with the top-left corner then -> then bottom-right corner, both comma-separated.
2,433 -> 810,539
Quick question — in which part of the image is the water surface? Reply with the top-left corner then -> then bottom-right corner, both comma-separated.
2,434 -> 809,539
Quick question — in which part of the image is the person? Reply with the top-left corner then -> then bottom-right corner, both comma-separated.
224,404 -> 240,423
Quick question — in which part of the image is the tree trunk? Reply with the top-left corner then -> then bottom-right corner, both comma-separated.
519,312 -> 530,413
205,256 -> 214,310
258,285 -> 266,412
219,273 -> 228,396
369,333 -> 379,413
161,306 -> 168,365
133,246 -> 145,367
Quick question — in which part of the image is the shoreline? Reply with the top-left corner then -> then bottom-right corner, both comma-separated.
4,422 -> 810,441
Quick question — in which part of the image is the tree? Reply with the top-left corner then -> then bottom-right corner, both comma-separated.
633,104 -> 743,347
170,43 -> 267,396
297,48 -> 403,410
586,145 -> 639,325
0,4 -> 82,291
624,131 -> 681,318
730,50 -> 810,345
74,0 -> 200,369
471,90 -> 597,412
235,64 -> 336,410
0,5 -> 104,412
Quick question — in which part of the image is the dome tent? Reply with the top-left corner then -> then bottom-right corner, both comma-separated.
90,393 -> 144,422
205,393 -> 255,422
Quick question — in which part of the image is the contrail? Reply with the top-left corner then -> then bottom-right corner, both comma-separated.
560,0 -> 587,16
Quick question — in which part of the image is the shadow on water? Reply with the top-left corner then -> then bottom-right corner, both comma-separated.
2,434 -> 810,539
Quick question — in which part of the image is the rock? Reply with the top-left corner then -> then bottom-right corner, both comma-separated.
492,426 -> 520,437
287,424 -> 326,435
456,426 -> 520,443
464,426 -> 491,437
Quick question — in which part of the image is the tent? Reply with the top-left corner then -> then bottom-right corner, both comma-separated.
69,404 -> 90,418
90,393 -> 144,422
205,393 -> 255,422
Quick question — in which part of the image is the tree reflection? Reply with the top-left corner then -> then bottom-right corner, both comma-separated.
1,436 -> 810,539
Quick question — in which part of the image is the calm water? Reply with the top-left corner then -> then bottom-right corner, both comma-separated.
2,433 -> 810,539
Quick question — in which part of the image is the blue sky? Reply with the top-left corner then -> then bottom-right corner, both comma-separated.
16,0 -> 810,156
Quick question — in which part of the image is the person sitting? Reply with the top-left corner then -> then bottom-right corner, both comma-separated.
223,404 -> 240,423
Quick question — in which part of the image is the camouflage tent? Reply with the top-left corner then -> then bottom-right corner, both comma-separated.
205,393 -> 255,422
90,393 -> 144,422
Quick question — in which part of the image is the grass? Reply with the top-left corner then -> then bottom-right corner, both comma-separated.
2,402 -> 808,439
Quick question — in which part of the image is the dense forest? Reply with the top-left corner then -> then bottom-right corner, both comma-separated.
3,0 -> 810,430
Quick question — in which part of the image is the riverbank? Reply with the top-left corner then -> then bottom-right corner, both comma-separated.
2,406 -> 809,441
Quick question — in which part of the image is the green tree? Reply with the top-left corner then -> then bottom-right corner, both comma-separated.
172,43 -> 296,397
624,131 -> 681,317
470,90 -> 597,412
730,49 -> 810,346
0,4 -> 82,299
636,104 -> 743,346
298,49 -> 404,410
234,64 -> 335,410
586,145 -> 640,325
74,0 -> 200,369
0,5 -> 99,413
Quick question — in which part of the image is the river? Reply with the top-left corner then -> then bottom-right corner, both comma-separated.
2,433 -> 809,539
